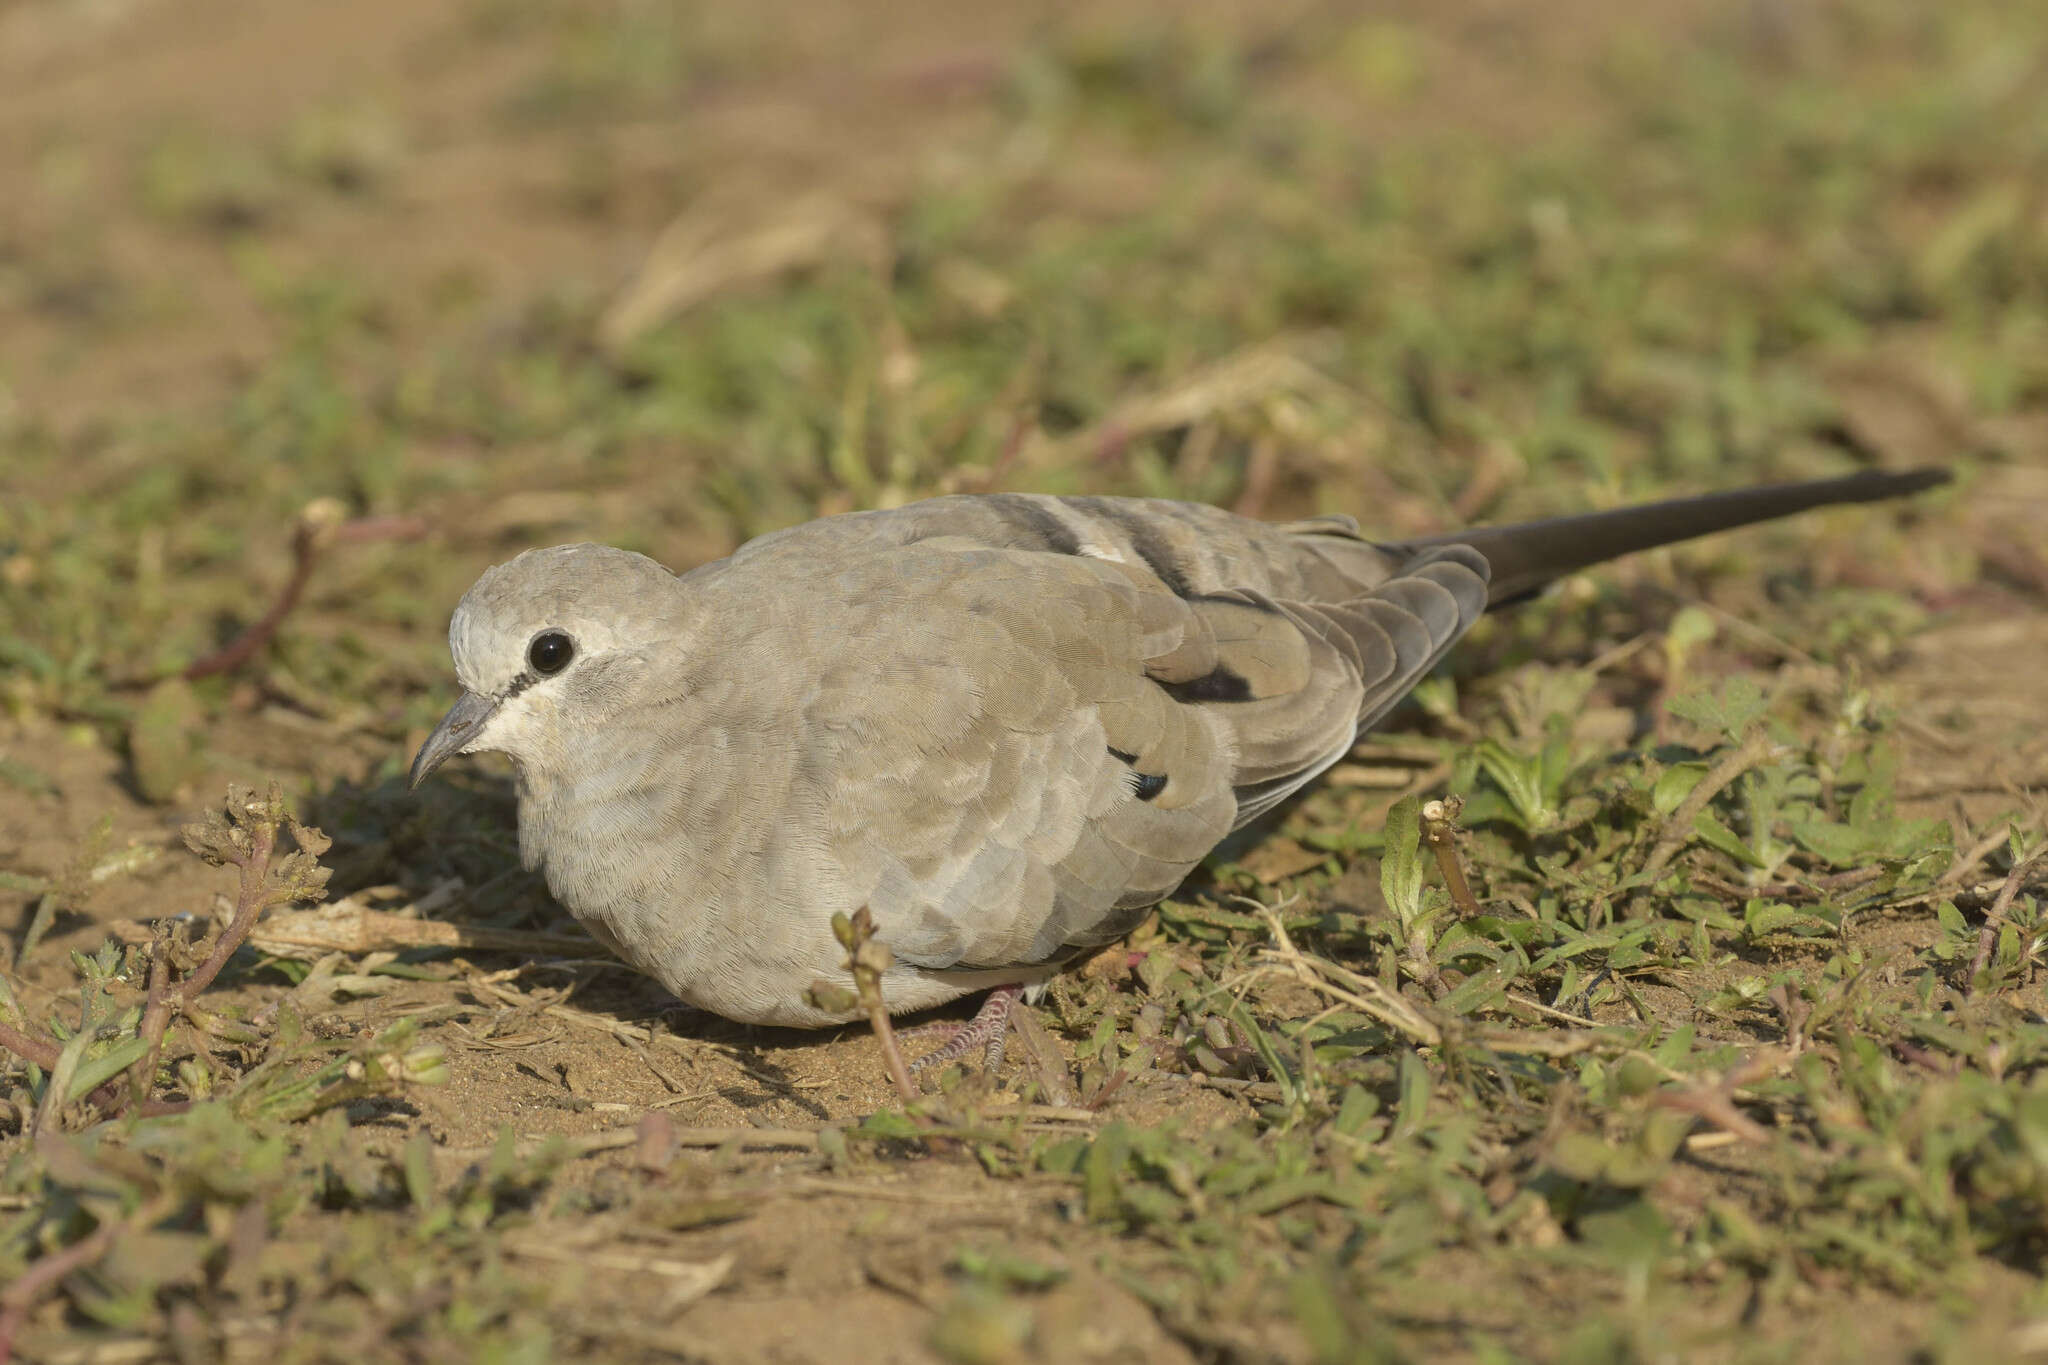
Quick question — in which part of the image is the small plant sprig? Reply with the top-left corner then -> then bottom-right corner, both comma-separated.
0,783 -> 443,1125
807,907 -> 918,1104
1420,795 -> 1483,918
0,784 -> 452,1363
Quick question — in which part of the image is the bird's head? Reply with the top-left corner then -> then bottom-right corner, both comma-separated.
409,543 -> 687,788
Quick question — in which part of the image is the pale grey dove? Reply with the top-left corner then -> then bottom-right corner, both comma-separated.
411,469 -> 1945,1064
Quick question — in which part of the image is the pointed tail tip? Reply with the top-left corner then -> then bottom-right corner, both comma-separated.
1852,466 -> 1952,497
1428,464 -> 1954,610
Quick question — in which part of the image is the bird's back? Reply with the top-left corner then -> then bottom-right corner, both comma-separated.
714,492 -> 1414,606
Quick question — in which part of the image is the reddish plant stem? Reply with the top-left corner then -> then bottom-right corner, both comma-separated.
0,1019 -> 60,1071
1421,798 -> 1483,918
1969,849 -> 2046,994
0,1193 -> 174,1365
181,513 -> 427,682
866,996 -> 920,1107
3,819 -> 281,1110
842,908 -> 919,1107
175,824 -> 277,1003
179,532 -> 317,681
126,926 -> 177,1106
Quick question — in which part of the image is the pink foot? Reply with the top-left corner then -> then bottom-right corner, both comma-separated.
906,985 -> 1024,1075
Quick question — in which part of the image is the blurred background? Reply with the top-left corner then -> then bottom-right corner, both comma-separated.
0,0 -> 2041,793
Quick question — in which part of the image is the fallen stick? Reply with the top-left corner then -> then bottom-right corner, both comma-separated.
249,904 -> 594,959
181,503 -> 428,683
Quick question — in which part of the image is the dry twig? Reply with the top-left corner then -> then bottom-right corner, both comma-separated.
1652,1049 -> 1785,1146
180,503 -> 427,683
1255,907 -> 1443,1048
0,1192 -> 178,1365
0,1018 -> 59,1072
247,896 -> 592,959
597,195 -> 882,354
809,908 -> 919,1105
1421,796 -> 1484,917
1968,848 -> 2046,994
1643,732 -> 1787,878
1940,824 -> 2023,891
442,1124 -> 825,1162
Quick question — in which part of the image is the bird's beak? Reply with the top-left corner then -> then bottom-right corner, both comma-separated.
409,690 -> 501,789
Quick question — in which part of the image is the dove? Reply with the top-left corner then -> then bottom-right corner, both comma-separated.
410,468 -> 1946,1068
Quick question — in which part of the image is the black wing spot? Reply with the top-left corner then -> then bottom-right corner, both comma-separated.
1106,746 -> 1167,801
987,493 -> 1082,556
1157,665 -> 1253,703
1070,497 -> 1197,598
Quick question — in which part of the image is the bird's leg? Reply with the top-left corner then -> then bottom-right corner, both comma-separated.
906,985 -> 1024,1075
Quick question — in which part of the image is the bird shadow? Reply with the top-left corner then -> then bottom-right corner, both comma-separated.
297,765 -> 877,1120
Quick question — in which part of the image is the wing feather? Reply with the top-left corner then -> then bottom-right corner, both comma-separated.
770,508 -> 1487,975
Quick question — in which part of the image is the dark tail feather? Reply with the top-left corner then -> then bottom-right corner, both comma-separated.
1393,468 -> 1950,608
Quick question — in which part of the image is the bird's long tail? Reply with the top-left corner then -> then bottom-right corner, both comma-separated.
1391,468 -> 1950,608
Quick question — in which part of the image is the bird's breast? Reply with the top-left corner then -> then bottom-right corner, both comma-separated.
512,742 -> 864,1021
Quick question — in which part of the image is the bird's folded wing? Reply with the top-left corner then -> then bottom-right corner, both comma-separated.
805,536 -> 1488,971
1220,545 -> 1491,825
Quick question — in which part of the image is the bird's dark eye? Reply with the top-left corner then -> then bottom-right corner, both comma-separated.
527,631 -> 575,676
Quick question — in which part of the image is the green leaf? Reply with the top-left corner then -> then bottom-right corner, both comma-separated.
1665,605 -> 1718,655
128,678 -> 207,805
803,981 -> 859,1015
1033,1136 -> 1088,1176
41,1027 -> 92,1114
1572,1203 -> 1671,1268
1786,818 -> 1872,867
1666,676 -> 1768,740
857,1109 -> 925,1140
1652,762 -> 1708,816
1380,795 -> 1424,928
403,1128 -> 438,1210
1743,899 -> 1827,940
1288,1268 -> 1357,1362
0,636 -> 60,682
1438,964 -> 1509,1016
1693,812 -> 1767,868
1226,1000 -> 1298,1110
1333,1085 -> 1380,1138
64,1034 -> 154,1103
1391,1051 -> 1430,1141
1877,817 -> 1951,865
1935,900 -> 1969,938
1082,1125 -> 1131,1222
1474,741 -> 1554,832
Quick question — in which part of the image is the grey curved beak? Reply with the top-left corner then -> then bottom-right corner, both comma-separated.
409,690 -> 501,789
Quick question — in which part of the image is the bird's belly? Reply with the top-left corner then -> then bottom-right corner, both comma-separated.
515,747 -> 1088,1028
